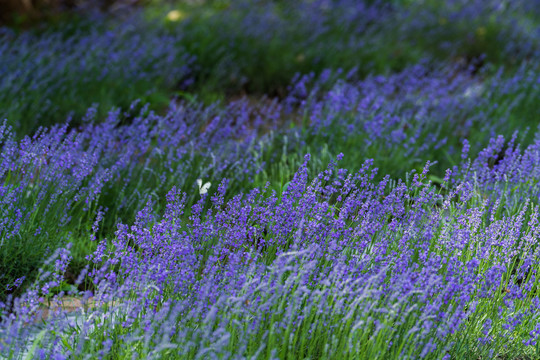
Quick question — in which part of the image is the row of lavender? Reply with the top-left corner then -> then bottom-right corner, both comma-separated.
3,142 -> 540,358
0,59 -> 539,358
2,0 -> 539,136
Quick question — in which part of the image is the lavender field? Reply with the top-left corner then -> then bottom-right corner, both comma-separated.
1,0 -> 540,359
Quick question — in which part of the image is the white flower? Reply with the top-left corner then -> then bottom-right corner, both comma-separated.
196,179 -> 211,195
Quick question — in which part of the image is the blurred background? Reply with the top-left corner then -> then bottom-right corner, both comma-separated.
0,0 -> 537,136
